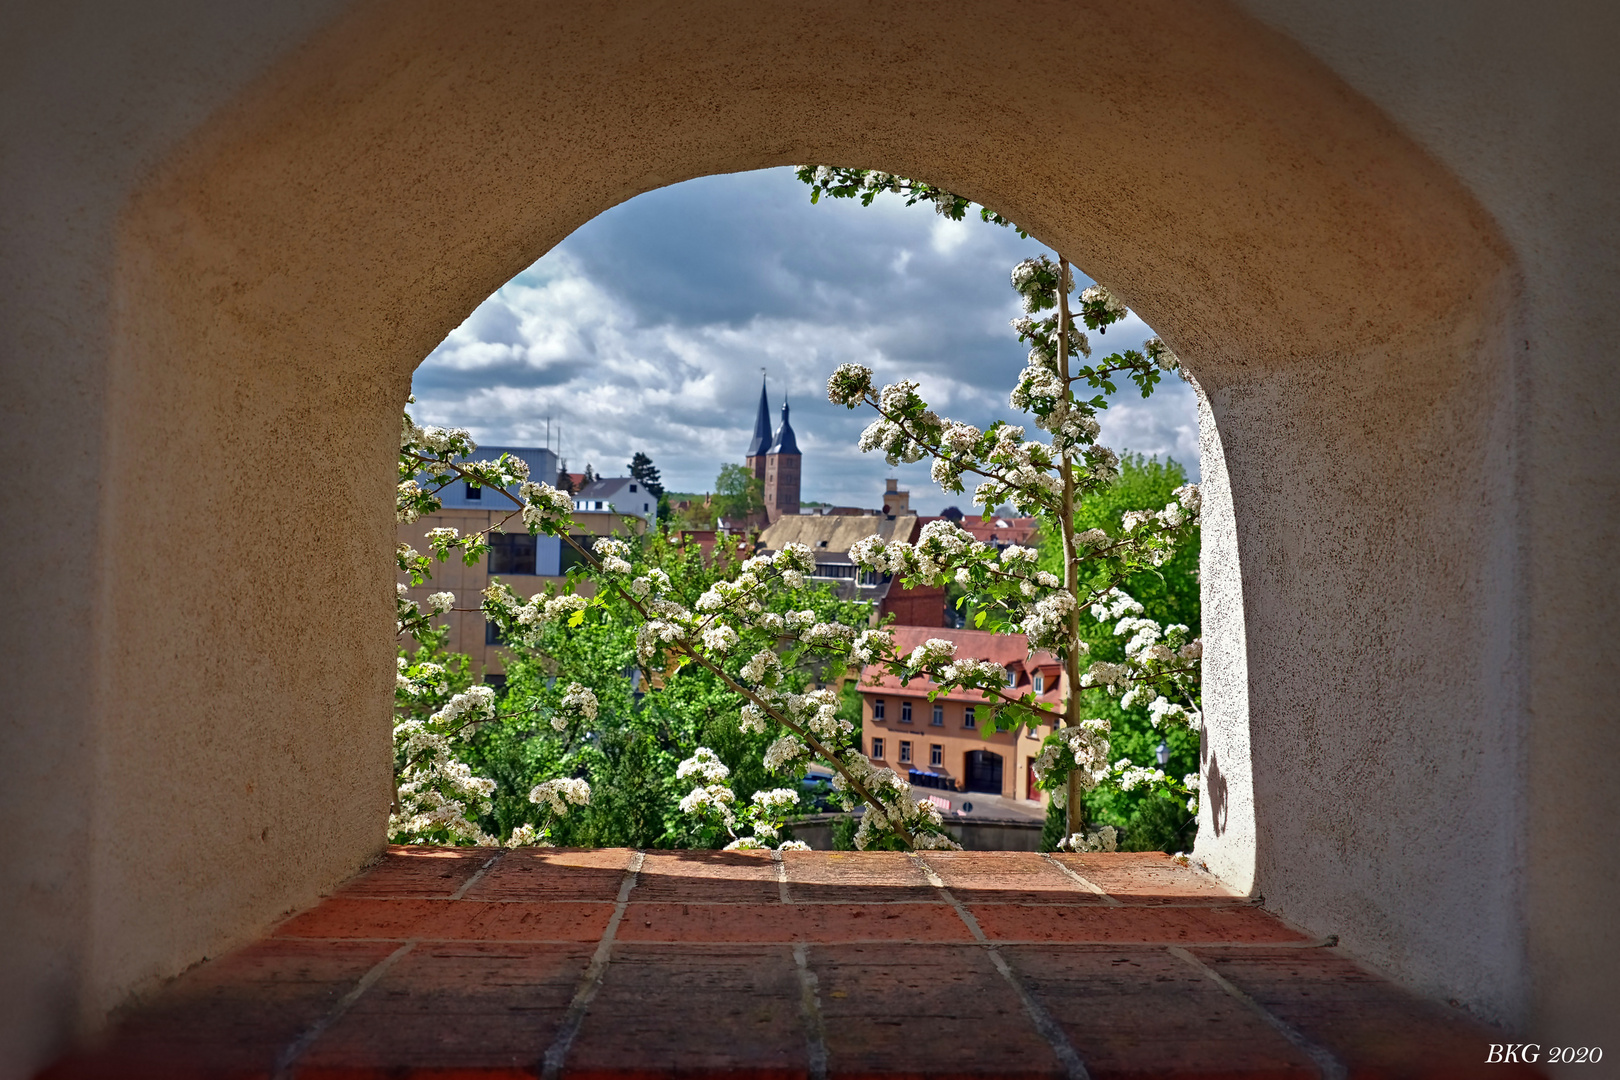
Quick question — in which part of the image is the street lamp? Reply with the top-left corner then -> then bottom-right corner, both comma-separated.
1156,738 -> 1170,767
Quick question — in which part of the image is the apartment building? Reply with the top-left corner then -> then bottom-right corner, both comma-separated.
399,445 -> 644,681
860,626 -> 1062,803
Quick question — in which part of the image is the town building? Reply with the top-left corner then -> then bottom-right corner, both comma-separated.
399,445 -> 644,682
859,626 -> 1062,803
758,478 -> 948,627
954,513 -> 1040,551
573,475 -> 658,526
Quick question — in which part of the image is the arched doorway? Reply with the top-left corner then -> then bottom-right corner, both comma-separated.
36,0 -> 1552,1059
963,750 -> 1004,796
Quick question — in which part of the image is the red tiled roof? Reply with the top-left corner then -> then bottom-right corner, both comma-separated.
861,625 -> 1064,706
955,516 -> 1040,545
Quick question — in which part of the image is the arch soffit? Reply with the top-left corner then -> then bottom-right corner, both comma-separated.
121,0 -> 1510,406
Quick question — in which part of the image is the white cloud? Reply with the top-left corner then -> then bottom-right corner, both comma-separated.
411,168 -> 1199,512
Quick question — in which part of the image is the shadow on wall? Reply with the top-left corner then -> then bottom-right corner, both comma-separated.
1205,749 -> 1230,839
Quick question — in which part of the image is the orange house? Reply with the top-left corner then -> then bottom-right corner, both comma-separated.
859,626 -> 1065,803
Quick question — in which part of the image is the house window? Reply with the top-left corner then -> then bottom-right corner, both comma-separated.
629,484 -> 637,493
1005,667 -> 1018,687
898,741 -> 913,764
558,536 -> 592,574
465,482 -> 482,500
872,737 -> 884,759
901,701 -> 913,723
963,706 -> 976,729
931,703 -> 944,726
873,698 -> 885,720
929,744 -> 943,767
488,532 -> 538,575
1033,673 -> 1045,694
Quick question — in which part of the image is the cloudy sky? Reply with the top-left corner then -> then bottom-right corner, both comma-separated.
410,167 -> 1198,513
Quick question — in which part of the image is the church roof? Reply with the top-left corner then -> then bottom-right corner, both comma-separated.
746,380 -> 773,458
770,401 -> 801,456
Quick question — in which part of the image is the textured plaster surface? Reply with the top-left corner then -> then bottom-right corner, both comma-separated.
1192,384 -> 1255,897
1228,0 -> 1619,1048
2,0 -> 1612,1074
0,2 -> 356,1074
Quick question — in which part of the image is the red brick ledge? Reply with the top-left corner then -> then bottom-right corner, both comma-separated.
41,848 -> 1541,1079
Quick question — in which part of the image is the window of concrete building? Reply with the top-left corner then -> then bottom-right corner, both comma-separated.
485,620 -> 508,645
963,706 -> 976,729
898,741 -> 912,764
465,482 -> 482,500
873,698 -> 885,720
489,532 -> 537,575
901,700 -> 912,723
558,536 -> 592,574
931,703 -> 944,725
871,737 -> 884,759
930,744 -> 943,767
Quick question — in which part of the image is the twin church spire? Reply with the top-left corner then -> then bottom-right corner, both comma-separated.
744,376 -> 800,521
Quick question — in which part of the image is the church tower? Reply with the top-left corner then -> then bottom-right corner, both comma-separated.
744,378 -> 772,483
765,401 -> 801,521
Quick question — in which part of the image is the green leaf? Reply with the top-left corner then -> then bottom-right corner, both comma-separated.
974,610 -> 987,628
568,609 -> 585,628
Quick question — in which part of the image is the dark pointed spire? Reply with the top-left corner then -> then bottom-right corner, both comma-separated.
770,400 -> 800,456
746,377 -> 773,458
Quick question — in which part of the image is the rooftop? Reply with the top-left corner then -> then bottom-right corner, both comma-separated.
42,848 -> 1531,1078
864,625 -> 1064,706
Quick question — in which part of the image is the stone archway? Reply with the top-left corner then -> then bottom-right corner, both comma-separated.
18,0 -> 1570,1066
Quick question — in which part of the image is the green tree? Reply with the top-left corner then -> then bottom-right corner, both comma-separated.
1037,453 -> 1200,852
467,529 -> 869,847
628,451 -> 665,497
712,462 -> 764,522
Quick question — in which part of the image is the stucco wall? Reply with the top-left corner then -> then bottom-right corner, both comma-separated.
3,1 -> 1613,1074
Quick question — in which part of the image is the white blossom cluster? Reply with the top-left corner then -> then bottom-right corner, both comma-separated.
1031,719 -> 1113,808
1059,825 -> 1120,853
554,682 -> 599,730
675,747 -> 806,850
828,752 -> 962,851
391,685 -> 501,846
519,481 -> 575,533
529,776 -> 591,817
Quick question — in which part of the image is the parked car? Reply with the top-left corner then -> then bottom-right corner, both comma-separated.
798,769 -> 837,812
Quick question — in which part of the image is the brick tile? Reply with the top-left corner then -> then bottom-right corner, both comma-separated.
633,849 -> 784,903
462,847 -> 634,901
807,944 -> 1064,1079
781,850 -> 935,903
295,942 -> 593,1077
917,851 -> 1104,904
619,902 -> 972,944
968,904 -> 1310,945
333,845 -> 496,898
1003,945 -> 1318,1078
565,944 -> 808,1079
1190,948 -> 1549,1078
1051,852 -> 1245,905
274,897 -> 613,942
39,939 -> 398,1080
